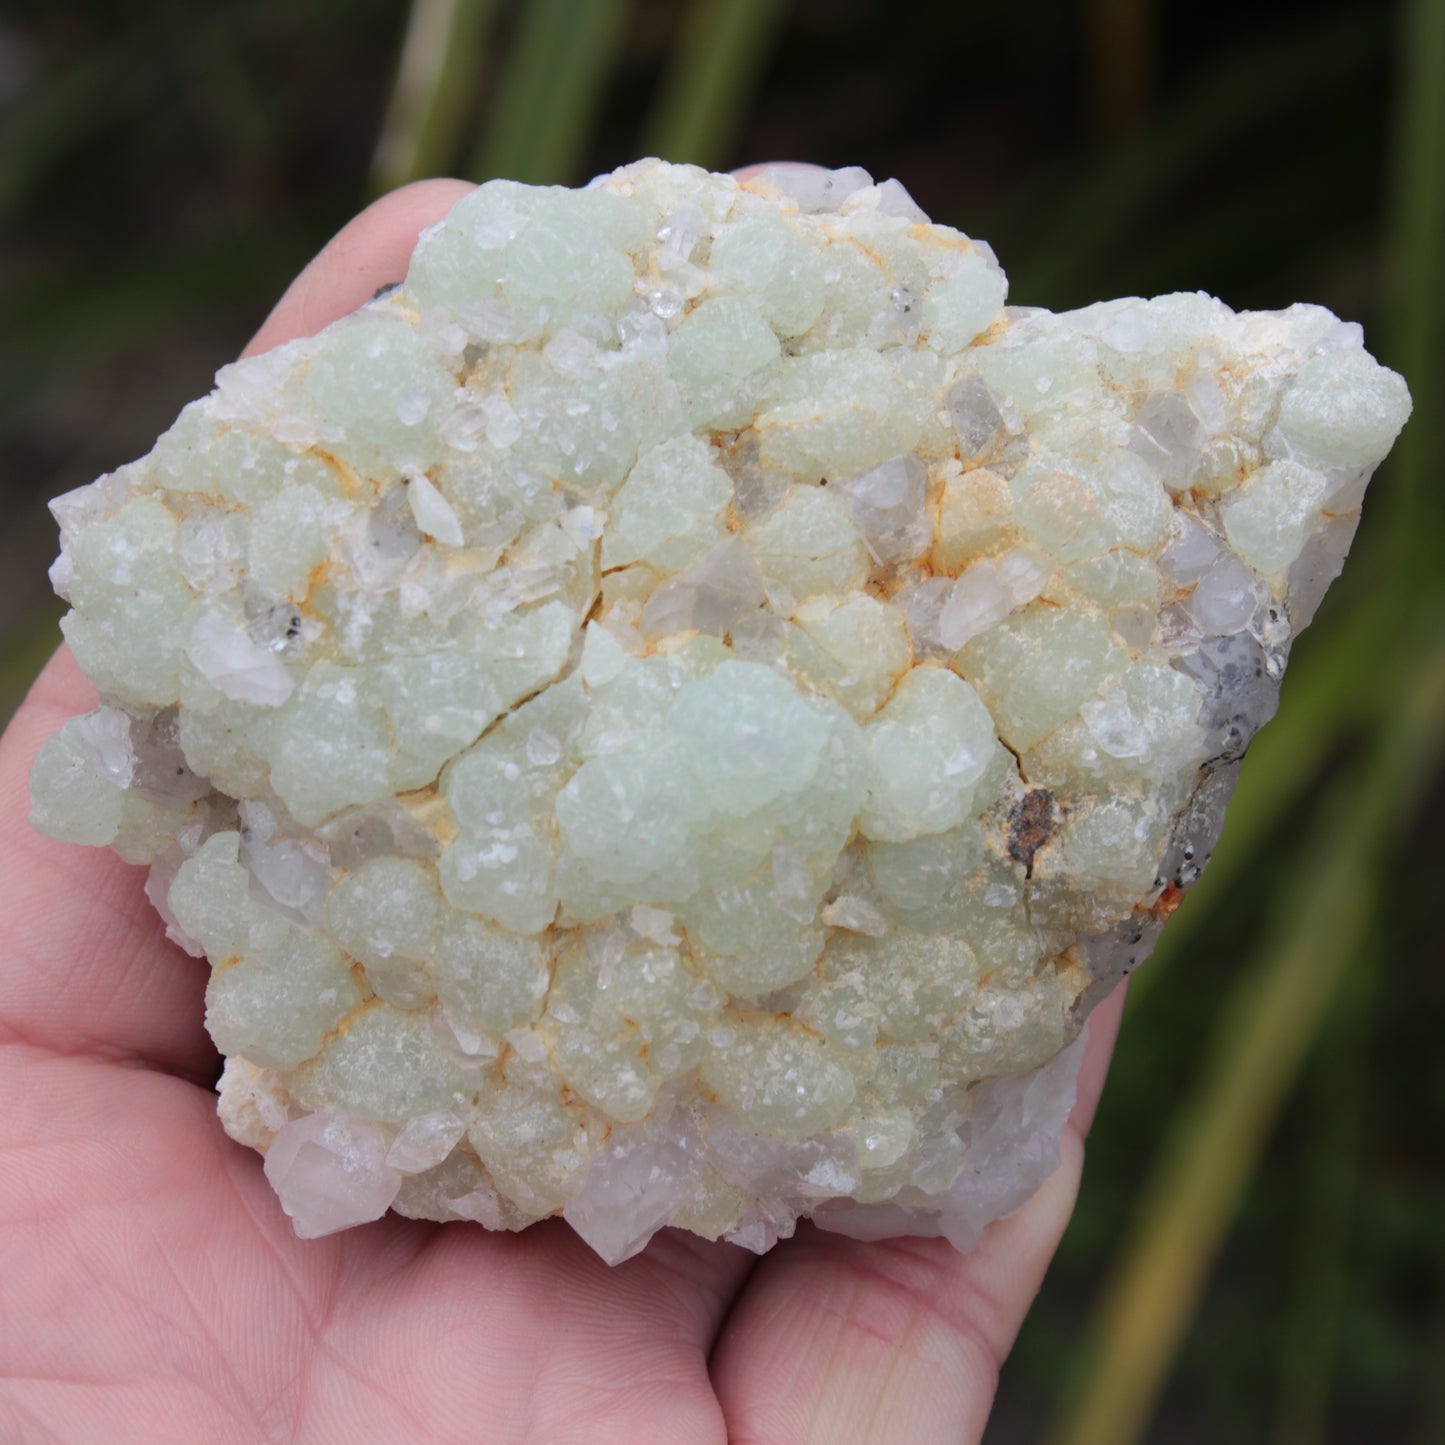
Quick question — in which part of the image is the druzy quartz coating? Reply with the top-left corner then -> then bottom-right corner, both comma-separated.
29,161 -> 1411,1262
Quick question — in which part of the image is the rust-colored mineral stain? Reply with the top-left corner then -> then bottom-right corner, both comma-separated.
1153,884 -> 1185,919
1008,788 -> 1056,878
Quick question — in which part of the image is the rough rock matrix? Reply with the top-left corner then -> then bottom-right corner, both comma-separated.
30,161 -> 1410,1262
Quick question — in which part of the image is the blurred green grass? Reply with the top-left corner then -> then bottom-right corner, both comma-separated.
2,2 -> 1440,1438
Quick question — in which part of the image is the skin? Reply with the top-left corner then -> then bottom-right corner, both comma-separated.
0,176 -> 1128,1445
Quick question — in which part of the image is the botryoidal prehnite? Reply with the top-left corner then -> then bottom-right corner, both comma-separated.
29,161 -> 1411,1262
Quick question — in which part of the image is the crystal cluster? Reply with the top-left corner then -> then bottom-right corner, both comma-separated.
29,161 -> 1410,1262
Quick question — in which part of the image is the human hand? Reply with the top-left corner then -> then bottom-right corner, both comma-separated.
0,179 -> 1127,1444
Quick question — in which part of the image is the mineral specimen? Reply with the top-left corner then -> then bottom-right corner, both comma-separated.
29,160 -> 1410,1263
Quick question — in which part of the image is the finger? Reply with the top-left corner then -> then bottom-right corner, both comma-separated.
731,161 -> 821,181
0,647 -> 215,1079
1,180 -> 476,1078
1069,978 -> 1128,1136
0,1042 -> 755,1445
244,177 -> 475,357
712,988 -> 1128,1444
309,1223 -> 756,1443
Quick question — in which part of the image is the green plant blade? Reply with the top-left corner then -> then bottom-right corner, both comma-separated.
1051,2 -> 1445,1430
1047,633 -> 1445,1445
370,0 -> 502,195
1382,0 -> 1445,589
642,0 -> 790,170
1270,956 -> 1373,1445
471,0 -> 632,185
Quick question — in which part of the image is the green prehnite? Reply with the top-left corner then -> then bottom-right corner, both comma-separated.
28,161 -> 1411,1263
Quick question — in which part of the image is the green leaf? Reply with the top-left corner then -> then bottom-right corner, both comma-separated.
1270,959 -> 1373,1445
1048,631 -> 1445,1445
1049,6 -> 1445,1433
1381,0 -> 1445,592
642,0 -> 790,170
470,0 -> 632,185
369,0 -> 503,194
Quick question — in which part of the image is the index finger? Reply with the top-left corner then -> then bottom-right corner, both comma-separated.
243,177 -> 475,356
0,179 -> 475,1078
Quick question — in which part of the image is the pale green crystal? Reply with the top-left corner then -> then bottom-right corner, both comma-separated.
249,482 -> 337,596
30,160 -> 1411,1263
324,857 -> 438,973
745,486 -> 872,601
599,435 -> 732,572
669,297 -> 782,428
922,250 -> 1008,353
709,214 -> 828,336
960,607 -> 1129,752
1222,459 -> 1329,575
1275,350 -> 1411,467
29,709 -> 134,848
860,668 -> 999,843
170,832 -> 362,1069
289,1006 -> 474,1124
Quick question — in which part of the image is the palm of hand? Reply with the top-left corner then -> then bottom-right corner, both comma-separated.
0,181 -> 1123,1445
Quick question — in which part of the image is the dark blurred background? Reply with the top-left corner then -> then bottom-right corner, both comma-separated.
2,2 -> 1442,1439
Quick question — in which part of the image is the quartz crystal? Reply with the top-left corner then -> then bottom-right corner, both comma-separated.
29,160 -> 1411,1263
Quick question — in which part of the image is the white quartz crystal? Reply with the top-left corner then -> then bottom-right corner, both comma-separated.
29,161 -> 1410,1264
